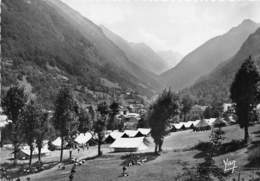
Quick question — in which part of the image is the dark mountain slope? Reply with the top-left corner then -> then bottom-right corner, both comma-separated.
44,0 -> 161,90
161,19 -> 259,91
1,0 -> 159,108
184,27 -> 260,105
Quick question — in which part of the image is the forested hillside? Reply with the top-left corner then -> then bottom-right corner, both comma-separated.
1,0 -> 160,108
161,19 -> 259,91
183,27 -> 260,105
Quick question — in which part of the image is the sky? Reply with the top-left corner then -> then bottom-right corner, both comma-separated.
61,0 -> 260,56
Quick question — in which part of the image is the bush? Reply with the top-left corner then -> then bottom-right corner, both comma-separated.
193,139 -> 246,156
219,139 -> 246,154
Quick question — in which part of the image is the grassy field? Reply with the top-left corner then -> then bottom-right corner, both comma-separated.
8,124 -> 258,181
8,125 -> 260,181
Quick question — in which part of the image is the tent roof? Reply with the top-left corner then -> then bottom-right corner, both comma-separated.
110,137 -> 147,150
20,145 -> 50,156
109,130 -> 124,139
52,137 -> 62,146
123,130 -> 139,137
173,123 -> 183,129
75,132 -> 92,144
195,119 -> 210,128
137,128 -> 151,135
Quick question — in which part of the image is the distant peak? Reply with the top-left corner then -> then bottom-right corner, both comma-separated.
240,19 -> 256,26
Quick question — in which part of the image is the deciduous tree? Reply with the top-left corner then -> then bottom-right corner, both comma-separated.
22,101 -> 41,167
2,86 -> 27,165
53,87 -> 79,162
108,101 -> 120,130
35,111 -> 49,163
148,90 -> 180,154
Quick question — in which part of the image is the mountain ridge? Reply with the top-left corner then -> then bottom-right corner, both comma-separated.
100,25 -> 168,75
183,27 -> 260,105
161,19 -> 259,91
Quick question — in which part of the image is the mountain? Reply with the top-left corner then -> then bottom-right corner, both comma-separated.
101,25 -> 167,75
1,0 -> 160,108
161,19 -> 259,91
184,27 -> 260,105
157,50 -> 183,71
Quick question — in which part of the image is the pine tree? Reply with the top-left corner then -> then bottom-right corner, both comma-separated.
230,56 -> 260,142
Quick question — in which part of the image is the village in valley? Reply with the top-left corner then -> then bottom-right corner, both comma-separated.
1,0 -> 260,181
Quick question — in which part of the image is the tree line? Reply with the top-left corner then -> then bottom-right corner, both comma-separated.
1,86 -> 126,168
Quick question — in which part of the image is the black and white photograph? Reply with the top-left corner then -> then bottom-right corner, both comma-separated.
0,0 -> 260,180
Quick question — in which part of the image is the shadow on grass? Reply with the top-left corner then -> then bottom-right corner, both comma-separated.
192,140 -> 246,159
252,130 -> 260,135
245,140 -> 260,168
120,152 -> 159,166
0,160 -> 58,179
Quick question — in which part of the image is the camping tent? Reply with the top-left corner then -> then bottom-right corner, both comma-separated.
137,128 -> 151,136
121,130 -> 139,138
110,137 -> 148,152
74,132 -> 92,145
17,145 -> 50,160
105,130 -> 124,143
173,123 -> 183,130
183,121 -> 195,129
194,119 -> 211,131
51,137 -> 67,149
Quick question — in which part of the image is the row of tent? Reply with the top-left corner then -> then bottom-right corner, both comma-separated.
50,128 -> 151,150
171,117 -> 235,132
107,128 -> 151,152
16,141 -> 50,160
50,132 -> 94,150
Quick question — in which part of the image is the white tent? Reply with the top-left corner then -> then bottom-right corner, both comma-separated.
18,144 -> 50,159
137,128 -> 151,136
110,130 -> 124,139
105,130 -> 124,143
110,137 -> 148,152
173,123 -> 184,130
52,137 -> 62,147
183,122 -> 194,129
122,130 -> 139,137
51,137 -> 67,149
74,132 -> 92,145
